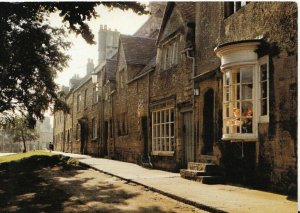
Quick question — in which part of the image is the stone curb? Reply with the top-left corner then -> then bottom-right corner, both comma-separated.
78,161 -> 227,213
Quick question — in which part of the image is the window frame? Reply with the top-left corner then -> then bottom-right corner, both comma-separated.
77,94 -> 81,112
258,55 -> 269,123
93,84 -> 99,104
161,35 -> 180,71
151,107 -> 175,155
222,64 -> 258,141
84,89 -> 88,109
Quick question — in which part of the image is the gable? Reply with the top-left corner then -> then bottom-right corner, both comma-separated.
159,7 -> 185,43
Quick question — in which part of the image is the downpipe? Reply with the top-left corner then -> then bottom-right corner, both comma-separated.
181,47 -> 196,161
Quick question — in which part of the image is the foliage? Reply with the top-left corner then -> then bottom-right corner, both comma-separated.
0,2 -> 147,125
0,114 -> 39,152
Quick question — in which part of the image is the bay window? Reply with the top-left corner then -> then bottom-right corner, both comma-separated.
152,108 -> 175,155
215,40 -> 269,141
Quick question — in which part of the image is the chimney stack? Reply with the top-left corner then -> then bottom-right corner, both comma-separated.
86,59 -> 94,75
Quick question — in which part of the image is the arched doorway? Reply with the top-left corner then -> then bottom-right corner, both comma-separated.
202,89 -> 214,155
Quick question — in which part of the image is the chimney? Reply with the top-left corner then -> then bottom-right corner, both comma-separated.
86,59 -> 94,75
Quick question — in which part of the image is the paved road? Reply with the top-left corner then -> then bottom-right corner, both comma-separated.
0,153 -> 15,157
55,151 -> 297,213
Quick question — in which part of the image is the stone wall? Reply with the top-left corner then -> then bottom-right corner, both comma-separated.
195,2 -> 297,193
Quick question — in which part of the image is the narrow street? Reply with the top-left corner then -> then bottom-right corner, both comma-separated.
0,155 -> 205,213
55,152 -> 297,213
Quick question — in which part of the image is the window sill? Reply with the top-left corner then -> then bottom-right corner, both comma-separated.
259,116 -> 269,123
222,134 -> 257,142
151,151 -> 174,156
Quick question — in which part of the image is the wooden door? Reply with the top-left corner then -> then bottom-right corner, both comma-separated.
182,111 -> 194,167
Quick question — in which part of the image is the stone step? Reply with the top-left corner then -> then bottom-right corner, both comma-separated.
180,169 -> 208,179
196,176 -> 223,184
199,155 -> 218,164
187,162 -> 220,175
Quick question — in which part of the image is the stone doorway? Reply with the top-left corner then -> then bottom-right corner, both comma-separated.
202,89 -> 214,155
141,116 -> 148,158
103,121 -> 108,156
79,118 -> 88,154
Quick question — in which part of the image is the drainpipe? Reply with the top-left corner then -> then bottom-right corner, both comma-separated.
110,89 -> 116,158
147,71 -> 153,168
181,47 -> 196,161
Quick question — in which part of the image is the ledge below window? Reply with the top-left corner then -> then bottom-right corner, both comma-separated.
222,134 -> 257,142
151,151 -> 175,156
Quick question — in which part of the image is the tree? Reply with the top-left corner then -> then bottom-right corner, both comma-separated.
1,114 -> 39,153
0,2 -> 148,127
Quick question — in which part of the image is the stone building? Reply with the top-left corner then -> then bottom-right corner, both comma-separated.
113,35 -> 157,163
53,2 -> 296,194
148,2 -> 196,171
193,2 -> 297,193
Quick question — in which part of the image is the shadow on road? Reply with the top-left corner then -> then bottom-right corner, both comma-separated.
0,155 -> 173,213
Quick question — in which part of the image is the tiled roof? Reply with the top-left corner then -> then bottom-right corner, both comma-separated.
120,35 -> 157,65
138,56 -> 156,76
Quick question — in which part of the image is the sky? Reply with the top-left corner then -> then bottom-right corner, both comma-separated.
53,4 -> 149,87
45,3 -> 149,126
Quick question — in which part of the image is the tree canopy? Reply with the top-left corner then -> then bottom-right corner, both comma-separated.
0,2 -> 148,127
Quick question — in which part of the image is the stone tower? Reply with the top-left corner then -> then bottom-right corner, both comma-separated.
98,25 -> 120,65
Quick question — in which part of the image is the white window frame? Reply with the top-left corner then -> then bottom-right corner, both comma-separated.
84,89 -> 88,108
77,94 -> 81,111
222,64 -> 258,141
258,55 -> 269,123
93,84 -> 99,104
161,36 -> 180,71
151,107 -> 175,155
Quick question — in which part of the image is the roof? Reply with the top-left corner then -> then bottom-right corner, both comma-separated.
120,35 -> 157,65
127,56 -> 157,84
138,56 -> 156,76
105,58 -> 117,81
157,2 -> 195,43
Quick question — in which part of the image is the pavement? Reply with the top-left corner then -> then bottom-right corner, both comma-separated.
0,152 -> 15,157
54,151 -> 296,213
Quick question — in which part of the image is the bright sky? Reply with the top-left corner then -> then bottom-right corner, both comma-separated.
53,4 -> 149,87
45,3 -> 149,126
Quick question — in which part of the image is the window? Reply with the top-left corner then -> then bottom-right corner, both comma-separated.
84,89 -> 88,108
152,108 -> 175,154
92,118 -> 97,139
215,40 -> 269,141
259,56 -> 269,122
224,1 -> 248,18
77,94 -> 81,111
93,84 -> 99,104
161,37 -> 179,70
223,66 -> 254,136
117,113 -> 128,136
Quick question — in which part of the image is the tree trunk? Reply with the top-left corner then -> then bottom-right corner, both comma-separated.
21,129 -> 26,153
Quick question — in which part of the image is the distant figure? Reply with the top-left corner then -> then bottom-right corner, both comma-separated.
49,142 -> 54,152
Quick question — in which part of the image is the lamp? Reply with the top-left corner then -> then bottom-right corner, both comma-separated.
193,88 -> 200,96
